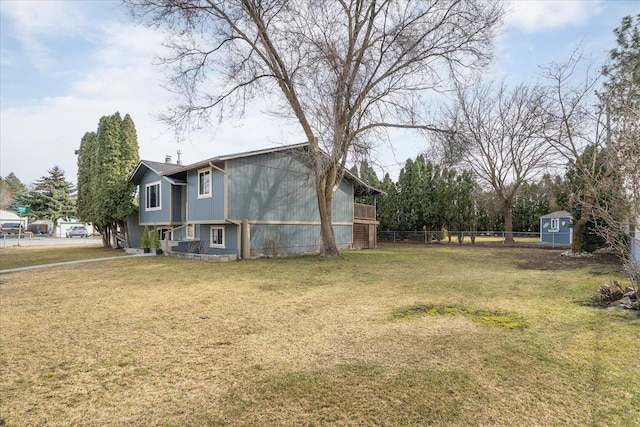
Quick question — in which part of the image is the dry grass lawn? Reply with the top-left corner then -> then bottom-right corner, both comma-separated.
0,243 -> 127,270
1,244 -> 638,426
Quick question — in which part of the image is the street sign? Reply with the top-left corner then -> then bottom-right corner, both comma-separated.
17,206 -> 26,214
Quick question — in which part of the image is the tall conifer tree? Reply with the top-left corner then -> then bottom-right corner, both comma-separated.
76,113 -> 140,248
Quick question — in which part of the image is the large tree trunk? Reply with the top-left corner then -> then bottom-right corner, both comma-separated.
571,192 -> 594,253
503,199 -> 515,243
315,168 -> 340,257
571,216 -> 588,253
120,220 -> 131,248
99,224 -> 111,248
309,140 -> 341,257
317,186 -> 338,257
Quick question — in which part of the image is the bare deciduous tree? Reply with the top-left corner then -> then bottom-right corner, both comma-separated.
127,0 -> 504,256
434,81 -> 551,242
540,53 -> 615,254
596,14 -> 640,283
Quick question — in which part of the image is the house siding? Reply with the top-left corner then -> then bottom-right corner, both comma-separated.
228,151 -> 318,221
171,223 -> 239,256
171,185 -> 183,224
331,180 -> 353,223
138,170 -> 173,225
249,224 -> 352,257
187,168 -> 225,222
130,144 -> 381,258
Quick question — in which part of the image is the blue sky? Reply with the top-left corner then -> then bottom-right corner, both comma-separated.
1,0 -> 638,186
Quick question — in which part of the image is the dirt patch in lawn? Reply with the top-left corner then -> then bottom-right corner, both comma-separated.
407,241 -> 623,273
513,248 -> 621,273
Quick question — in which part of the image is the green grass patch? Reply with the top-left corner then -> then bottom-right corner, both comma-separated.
391,303 -> 527,329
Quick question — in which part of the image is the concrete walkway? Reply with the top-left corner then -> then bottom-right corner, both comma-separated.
0,253 -> 155,274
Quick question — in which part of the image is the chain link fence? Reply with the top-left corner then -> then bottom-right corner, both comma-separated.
377,230 -> 567,246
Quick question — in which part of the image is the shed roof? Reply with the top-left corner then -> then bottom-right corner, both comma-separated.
540,210 -> 573,219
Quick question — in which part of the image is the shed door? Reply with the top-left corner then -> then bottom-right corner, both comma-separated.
353,223 -> 369,249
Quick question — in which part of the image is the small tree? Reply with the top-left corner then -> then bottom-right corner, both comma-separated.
152,225 -> 161,250
141,225 -> 150,249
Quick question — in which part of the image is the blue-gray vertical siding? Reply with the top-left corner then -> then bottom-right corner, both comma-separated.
249,224 -> 352,257
227,152 -> 318,221
331,180 -> 353,223
171,185 -> 183,223
171,223 -> 238,256
201,223 -> 238,256
187,168 -> 225,222
226,151 -> 355,256
138,170 -> 173,225
227,151 -> 354,223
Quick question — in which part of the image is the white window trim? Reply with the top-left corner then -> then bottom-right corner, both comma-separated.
210,225 -> 225,248
197,167 -> 212,199
549,218 -> 559,232
145,180 -> 161,211
186,224 -> 195,240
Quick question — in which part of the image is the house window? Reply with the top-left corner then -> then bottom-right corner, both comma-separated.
198,168 -> 212,198
210,226 -> 225,248
145,181 -> 161,211
186,224 -> 195,240
550,218 -> 559,232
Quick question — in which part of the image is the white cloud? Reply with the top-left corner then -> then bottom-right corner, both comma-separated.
1,0 -> 83,36
1,0 -> 85,73
505,0 -> 604,33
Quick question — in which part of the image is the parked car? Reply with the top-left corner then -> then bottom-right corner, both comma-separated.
66,226 -> 89,238
0,222 -> 25,235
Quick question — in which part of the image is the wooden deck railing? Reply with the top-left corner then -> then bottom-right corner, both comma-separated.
354,203 -> 376,220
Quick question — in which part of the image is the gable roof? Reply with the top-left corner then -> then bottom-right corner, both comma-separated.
131,142 -> 384,196
129,159 -> 185,184
160,142 -> 311,176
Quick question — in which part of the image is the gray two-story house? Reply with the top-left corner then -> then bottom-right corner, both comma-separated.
129,143 -> 381,259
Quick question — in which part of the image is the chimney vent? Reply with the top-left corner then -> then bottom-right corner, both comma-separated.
177,150 -> 183,165
165,155 -> 173,164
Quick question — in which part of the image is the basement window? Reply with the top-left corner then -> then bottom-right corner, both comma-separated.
210,226 -> 225,248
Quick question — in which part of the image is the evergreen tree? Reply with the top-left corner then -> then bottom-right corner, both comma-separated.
0,173 -> 28,211
377,173 -> 399,231
388,155 -> 481,239
76,132 -> 98,226
26,166 -> 75,236
76,113 -> 140,248
512,179 -> 557,233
